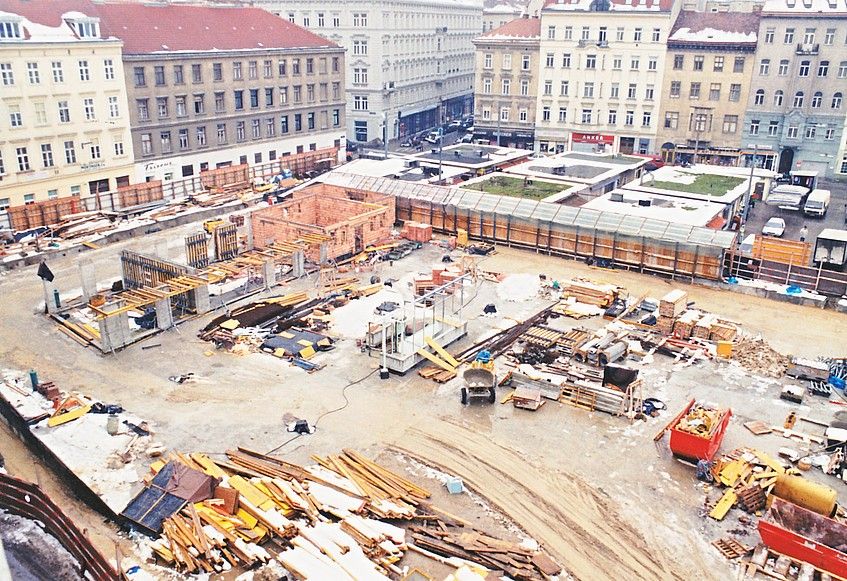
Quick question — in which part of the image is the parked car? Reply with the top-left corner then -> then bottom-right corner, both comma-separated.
762,217 -> 786,237
462,116 -> 474,128
424,131 -> 441,144
345,140 -> 359,152
458,133 -> 474,144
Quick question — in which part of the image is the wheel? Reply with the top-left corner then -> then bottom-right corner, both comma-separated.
461,387 -> 468,405
488,387 -> 496,404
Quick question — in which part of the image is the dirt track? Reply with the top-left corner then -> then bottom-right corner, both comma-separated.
392,419 -> 687,581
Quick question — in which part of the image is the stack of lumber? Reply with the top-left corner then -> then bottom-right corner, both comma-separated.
409,523 -> 562,580
709,321 -> 738,342
692,313 -> 719,340
659,289 -> 688,318
521,326 -> 562,349
401,221 -> 433,243
418,366 -> 457,383
560,381 -> 637,416
561,280 -> 618,307
656,315 -> 676,335
672,310 -> 702,339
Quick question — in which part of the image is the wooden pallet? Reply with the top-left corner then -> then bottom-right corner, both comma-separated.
741,544 -> 847,581
418,367 -> 457,383
522,326 -> 562,348
712,537 -> 750,560
737,484 -> 767,513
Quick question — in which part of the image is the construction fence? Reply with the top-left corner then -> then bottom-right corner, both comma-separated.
725,254 -> 847,298
1,147 -> 340,232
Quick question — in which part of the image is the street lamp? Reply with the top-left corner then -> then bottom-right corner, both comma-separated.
742,143 -> 758,223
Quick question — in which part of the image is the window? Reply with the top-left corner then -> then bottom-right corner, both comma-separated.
542,107 -> 550,122
248,61 -> 258,79
733,57 -> 745,73
818,61 -> 829,77
233,62 -> 243,80
306,84 -> 314,102
522,55 -> 531,70
825,128 -> 835,140
89,141 -> 101,160
154,65 -> 165,86
253,118 -> 262,137
264,87 -> 273,107
196,126 -> 206,146
722,115 -> 738,133
0,20 -> 21,39
51,61 -> 63,83
332,13 -> 340,27
482,78 -> 491,94
521,79 -> 529,96
784,28 -> 795,43
787,125 -> 798,138
217,123 -> 227,144
112,141 -> 123,156
190,63 -> 201,83
562,53 -> 571,68
353,40 -> 368,55
137,99 -> 149,120
177,95 -> 188,116
353,12 -> 368,27
213,63 -> 223,81
160,131 -> 172,153
630,57 -> 639,70
234,90 -> 244,110
608,110 -> 617,125
764,28 -> 774,43
652,28 -> 660,42
625,110 -> 634,126
48,189 -> 58,200
642,111 -> 651,127
249,88 -> 259,108
178,129 -> 189,150
581,26 -> 590,41
749,119 -> 759,135
353,67 -> 367,85
673,54 -> 684,70
16,147 -> 29,171
840,62 -> 847,78
78,60 -> 89,81
729,84 -> 741,102
0,62 -> 13,86
134,66 -> 145,86
27,62 -> 39,84
586,54 -> 596,69
713,56 -> 724,72
633,27 -> 642,42
83,98 -> 95,120
645,85 -> 654,101
287,12 -> 295,23
499,107 -> 509,122
293,86 -> 301,102
584,82 -> 595,98
545,53 -> 554,68
778,60 -> 789,76
805,125 -> 816,139
40,144 -> 54,167
302,16 -> 310,27
793,91 -> 804,108
263,59 -> 273,79
709,83 -> 721,101
560,80 -> 569,96
317,13 -> 324,27
23,194 -> 34,204
562,26 -> 572,40
799,60 -> 810,77
194,94 -> 204,114
627,83 -> 636,99
581,108 -> 592,124
519,108 -> 528,122
305,58 -> 314,75
759,59 -> 770,75
664,112 -> 679,129
294,114 -> 302,131
612,56 -> 622,70
833,93 -> 843,109
599,27 -> 607,42
690,82 -> 701,99
811,91 -> 822,108
768,121 -> 779,136
332,109 -> 340,126
554,107 -> 565,123
825,28 -> 835,45
58,101 -> 70,123
108,96 -> 119,118
648,57 -> 657,71
610,83 -> 619,99
670,81 -> 681,98
774,90 -> 784,107
34,102 -> 46,125
548,25 -> 556,40
803,27 -> 815,44
693,55 -> 704,71
353,95 -> 368,110
157,97 -> 168,118
614,26 -> 622,41
8,104 -> 21,127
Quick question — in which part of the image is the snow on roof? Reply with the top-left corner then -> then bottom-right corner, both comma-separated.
669,11 -> 760,45
543,0 -> 674,13
762,0 -> 847,14
479,16 -> 541,39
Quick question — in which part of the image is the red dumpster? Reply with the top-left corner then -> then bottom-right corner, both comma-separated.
667,399 -> 732,462
758,498 -> 847,578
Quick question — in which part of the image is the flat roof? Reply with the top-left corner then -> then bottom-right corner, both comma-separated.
582,191 -> 725,227
340,157 -> 466,183
621,164 -> 771,204
411,144 -> 530,169
505,152 -> 647,186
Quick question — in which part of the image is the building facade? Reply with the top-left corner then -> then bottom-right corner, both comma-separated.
535,0 -> 680,155
473,17 -> 540,148
483,3 -> 522,32
0,6 -> 134,208
251,0 -> 482,144
742,0 -> 847,178
656,11 -> 761,167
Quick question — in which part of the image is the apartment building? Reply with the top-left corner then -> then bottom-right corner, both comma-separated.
473,17 -> 541,148
535,0 -> 680,155
0,5 -> 134,208
252,0 -> 481,143
656,11 -> 760,166
483,3 -> 523,31
742,0 -> 847,178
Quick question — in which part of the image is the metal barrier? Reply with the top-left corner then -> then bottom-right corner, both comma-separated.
0,472 -> 119,580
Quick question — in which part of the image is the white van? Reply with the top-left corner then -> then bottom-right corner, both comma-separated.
803,189 -> 831,217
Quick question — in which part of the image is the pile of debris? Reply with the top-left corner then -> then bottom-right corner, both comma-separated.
731,335 -> 790,378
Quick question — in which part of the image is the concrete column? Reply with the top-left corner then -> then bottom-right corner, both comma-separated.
262,259 -> 276,290
244,213 -> 254,250
97,301 -> 131,353
193,284 -> 211,315
154,298 -> 174,330
42,279 -> 59,314
319,242 -> 328,265
78,258 -> 96,301
291,250 -> 306,278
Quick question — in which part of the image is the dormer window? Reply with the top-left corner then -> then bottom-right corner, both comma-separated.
0,19 -> 23,39
65,16 -> 100,39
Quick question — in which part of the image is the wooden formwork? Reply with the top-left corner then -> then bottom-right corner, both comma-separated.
116,181 -> 164,209
185,233 -> 209,268
8,198 -> 83,230
751,237 -> 811,266
120,250 -> 193,290
213,224 -> 238,261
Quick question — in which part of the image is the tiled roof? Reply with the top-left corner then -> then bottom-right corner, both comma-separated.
480,16 -> 541,38
543,0 -> 674,12
669,10 -> 760,45
0,0 -> 337,53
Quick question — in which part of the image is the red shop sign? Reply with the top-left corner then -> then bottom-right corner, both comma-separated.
572,133 -> 615,145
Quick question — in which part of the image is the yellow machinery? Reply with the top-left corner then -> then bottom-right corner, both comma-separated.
203,218 -> 226,235
461,350 -> 496,404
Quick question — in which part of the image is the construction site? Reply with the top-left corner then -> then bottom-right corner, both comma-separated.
0,160 -> 846,581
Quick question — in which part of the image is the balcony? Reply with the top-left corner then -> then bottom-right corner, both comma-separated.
796,43 -> 819,55
577,39 -> 609,48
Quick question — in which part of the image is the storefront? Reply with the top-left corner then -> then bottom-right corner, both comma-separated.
571,132 -> 615,154
473,128 -> 534,149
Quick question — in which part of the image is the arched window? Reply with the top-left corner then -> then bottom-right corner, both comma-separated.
793,91 -> 804,108
833,92 -> 843,109
773,90 -> 784,107
754,89 -> 765,105
811,91 -> 823,108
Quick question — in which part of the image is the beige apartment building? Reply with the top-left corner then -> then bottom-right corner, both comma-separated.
0,8 -> 134,210
657,11 -> 761,166
473,16 -> 541,148
535,0 -> 680,155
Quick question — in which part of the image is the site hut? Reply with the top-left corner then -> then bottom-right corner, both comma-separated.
503,151 -> 649,196
339,157 -> 469,184
411,143 -> 531,179
17,0 -> 347,184
580,189 -> 729,228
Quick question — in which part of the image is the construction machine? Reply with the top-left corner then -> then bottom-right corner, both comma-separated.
461,350 -> 496,405
203,218 -> 226,235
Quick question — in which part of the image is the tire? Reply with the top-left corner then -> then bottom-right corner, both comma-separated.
461,388 -> 468,405
488,388 -> 496,404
